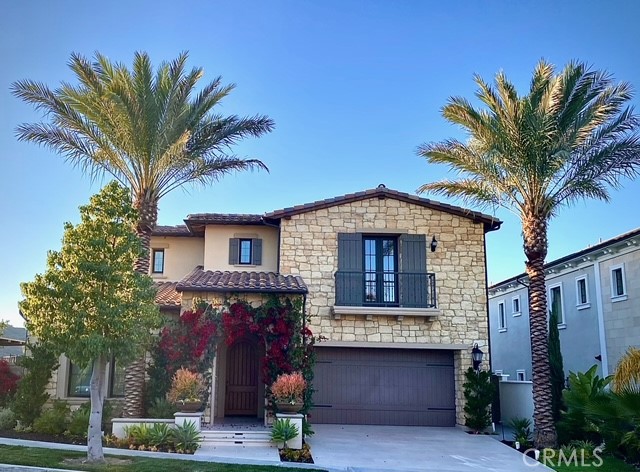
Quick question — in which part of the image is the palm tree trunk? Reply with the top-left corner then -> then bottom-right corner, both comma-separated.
523,213 -> 557,449
122,194 -> 158,418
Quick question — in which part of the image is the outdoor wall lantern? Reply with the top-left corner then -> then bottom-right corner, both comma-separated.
430,235 -> 438,252
472,343 -> 484,371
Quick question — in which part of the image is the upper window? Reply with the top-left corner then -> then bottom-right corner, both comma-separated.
611,265 -> 626,300
152,249 -> 164,274
512,295 -> 521,315
364,237 -> 398,305
549,283 -> 565,325
575,275 -> 589,307
239,239 -> 252,265
498,301 -> 507,331
516,370 -> 526,381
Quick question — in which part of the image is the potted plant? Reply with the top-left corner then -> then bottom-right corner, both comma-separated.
168,368 -> 206,413
271,371 -> 306,413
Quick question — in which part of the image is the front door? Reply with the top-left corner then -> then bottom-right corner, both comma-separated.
225,339 -> 259,416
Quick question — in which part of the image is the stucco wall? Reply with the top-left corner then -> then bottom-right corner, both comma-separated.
203,225 -> 279,273
277,196 -> 491,425
150,236 -> 204,281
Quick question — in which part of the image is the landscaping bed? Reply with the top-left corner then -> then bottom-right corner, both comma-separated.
279,443 -> 314,463
0,428 -> 85,445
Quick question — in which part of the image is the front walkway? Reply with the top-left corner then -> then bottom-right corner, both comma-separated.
308,425 -> 552,472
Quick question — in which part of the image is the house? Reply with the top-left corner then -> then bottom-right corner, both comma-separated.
488,227 -> 640,382
50,185 -> 501,427
0,325 -> 27,360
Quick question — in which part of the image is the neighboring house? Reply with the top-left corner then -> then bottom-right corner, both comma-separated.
489,227 -> 640,382
50,185 -> 501,426
0,325 -> 27,360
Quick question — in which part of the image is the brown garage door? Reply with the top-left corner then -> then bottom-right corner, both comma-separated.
311,347 -> 455,426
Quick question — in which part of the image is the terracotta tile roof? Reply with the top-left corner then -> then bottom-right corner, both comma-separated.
176,266 -> 308,294
185,213 -> 265,225
152,225 -> 193,237
155,282 -> 182,307
265,185 -> 502,232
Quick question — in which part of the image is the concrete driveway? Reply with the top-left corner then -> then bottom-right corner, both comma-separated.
308,425 -> 552,472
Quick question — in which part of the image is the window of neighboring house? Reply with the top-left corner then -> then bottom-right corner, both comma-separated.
512,295 -> 521,316
67,358 -> 123,398
498,301 -> 507,331
549,283 -> 565,326
516,370 -> 526,381
610,265 -> 627,300
493,370 -> 503,376
363,237 -> 398,305
576,275 -> 590,308
152,249 -> 164,274
239,239 -> 252,265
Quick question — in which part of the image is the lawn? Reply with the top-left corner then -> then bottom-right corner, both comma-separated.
550,455 -> 636,472
0,445 -> 318,472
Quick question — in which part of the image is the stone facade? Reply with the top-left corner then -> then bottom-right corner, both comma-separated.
278,197 -> 490,424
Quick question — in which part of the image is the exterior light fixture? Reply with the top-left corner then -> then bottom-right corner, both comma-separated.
430,235 -> 438,252
472,343 -> 484,371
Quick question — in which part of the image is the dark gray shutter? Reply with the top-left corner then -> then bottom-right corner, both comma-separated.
400,234 -> 427,308
252,238 -> 262,265
229,238 -> 239,265
336,233 -> 363,306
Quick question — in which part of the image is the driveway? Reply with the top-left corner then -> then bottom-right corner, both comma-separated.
308,425 -> 552,472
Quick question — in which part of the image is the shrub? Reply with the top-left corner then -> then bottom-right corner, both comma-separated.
32,400 -> 70,435
0,408 -> 17,430
66,408 -> 90,438
172,421 -> 201,453
12,343 -> 58,427
0,360 -> 19,407
167,368 -> 205,404
509,417 -> 532,448
124,423 -> 152,446
147,397 -> 177,419
463,368 -> 495,433
271,418 -> 299,449
148,423 -> 172,447
271,372 -> 306,404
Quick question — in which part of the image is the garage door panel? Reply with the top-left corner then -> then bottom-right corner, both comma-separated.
312,347 -> 455,426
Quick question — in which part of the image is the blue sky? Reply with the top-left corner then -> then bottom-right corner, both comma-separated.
1,1 -> 639,327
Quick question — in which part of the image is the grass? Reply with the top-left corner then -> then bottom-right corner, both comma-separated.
0,445 -> 318,472
550,454 -> 636,472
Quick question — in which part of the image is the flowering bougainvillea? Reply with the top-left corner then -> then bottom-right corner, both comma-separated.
0,359 -> 19,406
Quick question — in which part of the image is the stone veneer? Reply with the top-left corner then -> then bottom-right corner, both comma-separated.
278,196 -> 491,425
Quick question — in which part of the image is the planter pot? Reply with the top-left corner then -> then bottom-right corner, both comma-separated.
276,401 -> 304,413
175,400 -> 203,413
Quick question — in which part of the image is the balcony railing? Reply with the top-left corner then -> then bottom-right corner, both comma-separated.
335,270 -> 436,308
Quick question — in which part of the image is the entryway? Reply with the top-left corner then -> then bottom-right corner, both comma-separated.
224,338 -> 259,416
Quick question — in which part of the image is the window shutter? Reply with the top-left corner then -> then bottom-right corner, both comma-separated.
229,238 -> 239,265
399,234 -> 427,307
336,233 -> 363,305
252,238 -> 262,265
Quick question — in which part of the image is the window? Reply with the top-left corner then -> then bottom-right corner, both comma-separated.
575,275 -> 590,308
239,239 -> 252,265
363,237 -> 398,305
549,283 -> 565,325
498,301 -> 507,331
152,249 -> 164,274
611,265 -> 626,300
516,370 -> 526,381
67,358 -> 125,398
512,295 -> 521,316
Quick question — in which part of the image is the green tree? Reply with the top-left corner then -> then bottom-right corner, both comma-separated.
12,51 -> 274,417
19,182 -> 161,462
463,368 -> 495,433
418,60 -> 640,448
548,307 -> 565,424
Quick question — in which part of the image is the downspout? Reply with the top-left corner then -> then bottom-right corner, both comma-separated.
302,294 -> 307,347
593,260 -> 609,377
483,232 -> 492,372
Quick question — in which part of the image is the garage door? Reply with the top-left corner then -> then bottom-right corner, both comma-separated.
311,347 -> 455,426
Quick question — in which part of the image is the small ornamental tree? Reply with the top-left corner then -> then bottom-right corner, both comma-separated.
19,182 -> 161,462
549,307 -> 565,423
0,360 -> 19,407
463,367 -> 496,433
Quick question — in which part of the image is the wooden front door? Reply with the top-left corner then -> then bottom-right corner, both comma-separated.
225,339 -> 259,416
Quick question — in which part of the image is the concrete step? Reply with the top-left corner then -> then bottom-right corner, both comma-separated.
201,429 -> 273,447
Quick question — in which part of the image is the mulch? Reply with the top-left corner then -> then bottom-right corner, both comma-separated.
0,429 -> 85,445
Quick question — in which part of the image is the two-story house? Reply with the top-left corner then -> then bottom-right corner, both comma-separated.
50,185 -> 502,427
488,227 -> 640,382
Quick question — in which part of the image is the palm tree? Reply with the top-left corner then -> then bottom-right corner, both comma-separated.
417,60 -> 640,448
12,51 -> 274,417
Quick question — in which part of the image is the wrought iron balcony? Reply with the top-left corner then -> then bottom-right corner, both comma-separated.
335,270 -> 437,309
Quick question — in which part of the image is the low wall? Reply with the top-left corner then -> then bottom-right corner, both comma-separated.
499,381 -> 533,424
111,418 -> 174,439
